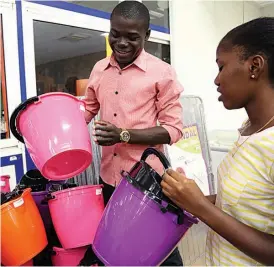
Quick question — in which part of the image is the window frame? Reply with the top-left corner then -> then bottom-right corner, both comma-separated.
22,0 -> 170,99
0,0 -> 21,147
1,14 -> 9,138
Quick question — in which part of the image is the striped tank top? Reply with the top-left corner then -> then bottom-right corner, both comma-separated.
206,124 -> 274,266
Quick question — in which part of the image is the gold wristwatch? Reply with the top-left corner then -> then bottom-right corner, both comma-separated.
120,129 -> 130,143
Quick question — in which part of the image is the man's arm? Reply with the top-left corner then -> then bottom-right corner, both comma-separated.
93,67 -> 183,146
93,122 -> 170,146
127,126 -> 170,145
125,68 -> 184,145
154,67 -> 184,145
84,70 -> 100,124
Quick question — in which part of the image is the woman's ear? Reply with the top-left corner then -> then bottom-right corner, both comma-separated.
249,55 -> 265,80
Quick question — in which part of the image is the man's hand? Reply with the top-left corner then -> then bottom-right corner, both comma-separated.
93,120 -> 121,146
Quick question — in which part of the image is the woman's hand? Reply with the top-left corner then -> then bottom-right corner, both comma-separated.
161,168 -> 208,216
161,169 -> 274,266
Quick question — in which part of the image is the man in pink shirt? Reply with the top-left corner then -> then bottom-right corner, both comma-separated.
83,1 -> 184,266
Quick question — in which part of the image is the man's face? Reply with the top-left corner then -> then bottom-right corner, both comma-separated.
109,15 -> 150,68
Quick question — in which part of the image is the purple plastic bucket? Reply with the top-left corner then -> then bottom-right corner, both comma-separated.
93,174 -> 198,266
31,181 -> 70,232
32,191 -> 52,233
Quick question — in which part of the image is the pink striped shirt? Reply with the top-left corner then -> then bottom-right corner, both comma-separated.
84,50 -> 183,186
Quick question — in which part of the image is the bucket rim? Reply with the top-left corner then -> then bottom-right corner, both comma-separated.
0,175 -> 10,180
41,150 -> 92,180
23,169 -> 47,180
52,246 -> 68,252
31,190 -> 48,196
39,92 -> 85,106
10,245 -> 44,267
52,246 -> 88,253
50,184 -> 103,198
14,92 -> 86,141
1,188 -> 32,212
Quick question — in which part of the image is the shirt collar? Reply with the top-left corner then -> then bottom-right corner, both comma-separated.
103,49 -> 147,72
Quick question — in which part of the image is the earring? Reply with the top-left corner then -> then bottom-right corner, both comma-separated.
251,74 -> 255,79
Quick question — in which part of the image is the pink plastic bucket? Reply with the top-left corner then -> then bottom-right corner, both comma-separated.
0,175 -> 11,193
10,93 -> 92,180
51,246 -> 88,266
21,259 -> 33,266
48,185 -> 104,249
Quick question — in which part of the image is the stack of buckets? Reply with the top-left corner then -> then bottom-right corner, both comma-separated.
2,92 -> 198,266
2,93 -> 104,266
47,182 -> 104,266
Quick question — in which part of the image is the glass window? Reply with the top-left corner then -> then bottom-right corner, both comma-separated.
33,21 -> 106,96
1,15 -> 9,139
33,21 -> 170,97
67,1 -> 119,14
143,0 -> 169,29
145,41 -> 170,64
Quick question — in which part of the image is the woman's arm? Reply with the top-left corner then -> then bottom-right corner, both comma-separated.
199,197 -> 274,265
206,194 -> 216,204
161,169 -> 274,266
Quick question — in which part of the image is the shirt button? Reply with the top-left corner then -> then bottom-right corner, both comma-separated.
115,91 -> 118,95
114,113 -> 117,117
119,70 -> 122,75
114,153 -> 117,156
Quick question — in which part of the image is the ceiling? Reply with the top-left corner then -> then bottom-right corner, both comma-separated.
34,21 -> 106,65
253,0 -> 274,6
69,1 -> 119,13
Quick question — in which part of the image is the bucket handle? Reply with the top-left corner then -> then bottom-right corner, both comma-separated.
40,193 -> 55,205
10,96 -> 39,143
140,148 -> 171,170
137,148 -> 192,225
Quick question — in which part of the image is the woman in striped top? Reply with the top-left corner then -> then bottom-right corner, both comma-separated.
161,17 -> 274,266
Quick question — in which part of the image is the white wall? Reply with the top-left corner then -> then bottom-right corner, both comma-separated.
244,1 -> 262,22
261,2 -> 274,16
170,0 -> 262,133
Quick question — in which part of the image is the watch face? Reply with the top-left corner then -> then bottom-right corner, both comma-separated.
121,131 -> 130,142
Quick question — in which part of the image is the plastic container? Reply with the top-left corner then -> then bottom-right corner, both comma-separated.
93,148 -> 198,266
20,169 -> 49,190
51,246 -> 88,266
10,93 -> 92,180
19,169 -> 68,233
0,175 -> 11,193
48,185 -> 104,249
21,259 -> 33,266
32,190 -> 53,233
1,188 -> 48,266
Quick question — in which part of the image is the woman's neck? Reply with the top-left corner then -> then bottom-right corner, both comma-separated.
244,87 -> 274,134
